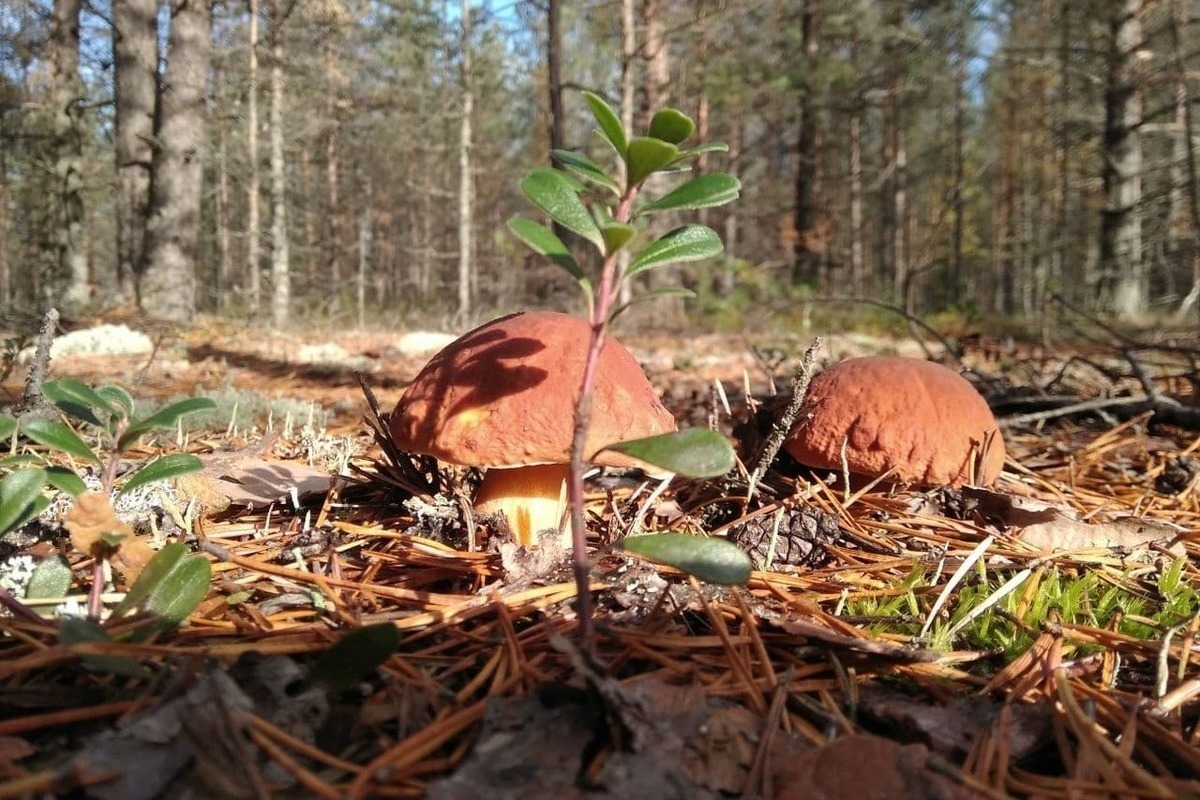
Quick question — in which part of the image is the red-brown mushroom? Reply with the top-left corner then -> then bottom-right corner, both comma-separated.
389,311 -> 677,546
784,356 -> 1005,487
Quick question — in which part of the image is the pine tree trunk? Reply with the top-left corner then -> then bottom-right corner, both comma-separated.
247,0 -> 262,316
324,43 -> 342,294
113,0 -> 156,304
1100,0 -> 1145,320
457,0 -> 474,323
616,0 -> 636,308
47,0 -> 89,313
269,19 -> 289,330
138,0 -> 212,325
792,0 -> 821,287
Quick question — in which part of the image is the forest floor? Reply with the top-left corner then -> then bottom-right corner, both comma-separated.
1,312 -> 1199,799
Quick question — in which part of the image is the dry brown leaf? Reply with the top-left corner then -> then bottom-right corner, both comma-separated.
1018,514 -> 1185,556
176,454 -> 334,513
961,486 -> 1185,556
63,492 -> 155,583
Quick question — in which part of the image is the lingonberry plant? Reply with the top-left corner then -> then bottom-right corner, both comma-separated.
509,92 -> 752,632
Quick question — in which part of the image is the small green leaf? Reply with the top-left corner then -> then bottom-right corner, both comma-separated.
0,413 -> 17,441
610,288 -> 696,321
507,217 -> 593,302
21,419 -> 101,464
307,623 -> 402,692
42,379 -> 114,426
0,468 -> 48,536
627,225 -> 723,277
619,533 -> 752,585
673,142 -> 729,162
583,90 -> 627,158
145,554 -> 210,626
600,428 -> 736,478
601,222 -> 636,255
0,454 -> 46,469
519,168 -> 604,251
97,385 -> 135,419
118,397 -> 217,451
552,149 -> 620,195
44,466 -> 87,497
113,541 -> 187,617
648,108 -> 695,144
25,555 -> 72,601
58,617 -> 152,679
116,453 -> 204,496
626,137 -> 680,187
638,174 -> 741,216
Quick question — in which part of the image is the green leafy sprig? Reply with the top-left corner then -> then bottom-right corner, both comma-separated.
508,92 -> 750,637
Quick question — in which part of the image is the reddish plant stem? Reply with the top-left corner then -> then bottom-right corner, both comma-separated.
567,189 -> 638,656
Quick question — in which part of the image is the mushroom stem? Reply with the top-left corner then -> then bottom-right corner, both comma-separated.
474,464 -> 570,547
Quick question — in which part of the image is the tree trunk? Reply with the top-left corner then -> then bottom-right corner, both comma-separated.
268,10 -> 289,329
849,105 -> 864,295
46,0 -> 88,313
547,0 -> 564,158
457,0 -> 474,323
948,29 -> 966,304
216,112 -> 231,307
113,0 -> 157,304
1167,0 -> 1200,321
247,0 -> 262,316
1100,0 -> 1145,320
324,43 -> 342,294
792,0 -> 821,287
616,0 -> 636,308
138,0 -> 212,325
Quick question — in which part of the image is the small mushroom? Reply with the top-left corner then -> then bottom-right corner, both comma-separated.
784,356 -> 1006,487
389,311 -> 677,546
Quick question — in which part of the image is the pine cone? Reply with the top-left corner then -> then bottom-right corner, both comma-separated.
728,504 -> 840,569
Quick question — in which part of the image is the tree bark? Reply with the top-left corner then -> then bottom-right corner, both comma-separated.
324,42 -> 342,294
268,8 -> 289,329
1100,0 -> 1145,320
457,0 -> 474,323
617,0 -> 636,308
46,0 -> 88,313
138,0 -> 213,325
791,0 -> 821,287
1167,0 -> 1200,321
113,0 -> 157,304
247,0 -> 262,316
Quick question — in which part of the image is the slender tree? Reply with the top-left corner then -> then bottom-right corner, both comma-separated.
457,0 -> 475,323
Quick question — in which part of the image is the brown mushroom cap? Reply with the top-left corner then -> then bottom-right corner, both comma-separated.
389,310 -> 677,471
784,356 -> 1006,487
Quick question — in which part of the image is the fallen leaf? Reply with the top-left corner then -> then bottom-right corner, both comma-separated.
1019,515 -> 1185,556
64,492 -> 155,583
176,454 -> 334,512
960,486 -> 1185,556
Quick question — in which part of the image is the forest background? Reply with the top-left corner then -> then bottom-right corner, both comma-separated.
1,0 -> 1196,334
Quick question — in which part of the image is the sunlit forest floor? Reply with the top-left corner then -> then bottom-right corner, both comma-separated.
1,312 -> 1198,799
